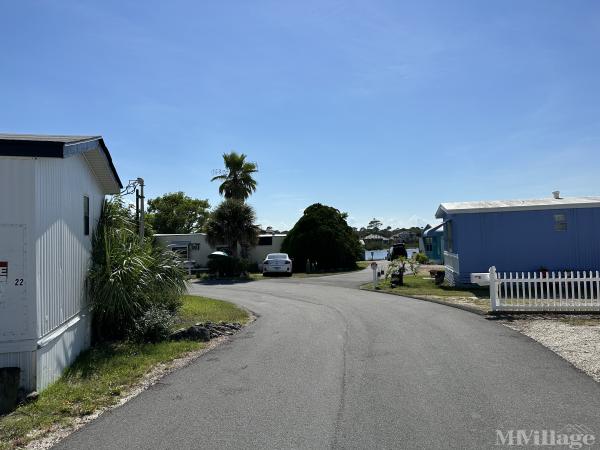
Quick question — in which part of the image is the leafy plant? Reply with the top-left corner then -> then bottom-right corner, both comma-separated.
415,252 -> 429,264
211,151 -> 258,201
406,257 -> 421,277
88,197 -> 186,341
385,259 -> 406,281
129,305 -> 175,343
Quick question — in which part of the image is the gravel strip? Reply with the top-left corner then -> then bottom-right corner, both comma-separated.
503,317 -> 600,382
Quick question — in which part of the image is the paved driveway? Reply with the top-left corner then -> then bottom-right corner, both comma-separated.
57,266 -> 600,449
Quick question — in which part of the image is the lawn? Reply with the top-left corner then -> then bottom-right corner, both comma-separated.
0,296 -> 249,450
362,272 -> 491,313
174,295 -> 250,329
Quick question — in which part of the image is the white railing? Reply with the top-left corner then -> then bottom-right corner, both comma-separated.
489,266 -> 600,312
444,251 -> 459,274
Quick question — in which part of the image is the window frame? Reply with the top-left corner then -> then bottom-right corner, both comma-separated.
83,195 -> 90,236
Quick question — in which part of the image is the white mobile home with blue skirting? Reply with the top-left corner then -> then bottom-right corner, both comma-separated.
0,134 -> 121,394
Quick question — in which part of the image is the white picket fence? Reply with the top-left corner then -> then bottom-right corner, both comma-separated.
489,266 -> 600,312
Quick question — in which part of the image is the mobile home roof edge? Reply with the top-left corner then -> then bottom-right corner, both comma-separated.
435,197 -> 600,218
0,134 -> 123,190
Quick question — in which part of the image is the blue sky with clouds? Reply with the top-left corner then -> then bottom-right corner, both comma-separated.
1,1 -> 599,230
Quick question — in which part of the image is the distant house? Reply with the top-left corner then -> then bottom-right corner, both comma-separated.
419,224 -> 444,264
154,233 -> 287,268
363,234 -> 390,245
435,193 -> 600,285
392,230 -> 418,243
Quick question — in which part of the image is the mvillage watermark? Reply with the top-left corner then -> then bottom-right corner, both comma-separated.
495,425 -> 595,449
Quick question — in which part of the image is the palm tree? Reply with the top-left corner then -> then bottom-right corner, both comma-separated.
211,151 -> 258,201
205,199 -> 260,258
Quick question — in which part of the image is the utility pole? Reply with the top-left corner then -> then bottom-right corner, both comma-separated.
121,177 -> 146,243
137,178 -> 145,242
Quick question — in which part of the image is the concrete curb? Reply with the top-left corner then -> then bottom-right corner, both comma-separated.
359,285 -> 491,317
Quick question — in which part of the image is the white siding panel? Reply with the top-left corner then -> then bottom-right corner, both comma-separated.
0,351 -> 36,392
35,156 -> 103,338
36,311 -> 91,390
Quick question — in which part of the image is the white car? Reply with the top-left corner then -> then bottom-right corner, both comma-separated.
262,253 -> 293,276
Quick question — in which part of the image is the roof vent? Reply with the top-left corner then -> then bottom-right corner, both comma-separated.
552,190 -> 561,199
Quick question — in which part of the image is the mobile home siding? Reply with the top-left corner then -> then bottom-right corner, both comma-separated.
0,351 -> 36,391
445,207 -> 600,284
0,154 -> 106,392
35,156 -> 103,337
0,160 -> 36,341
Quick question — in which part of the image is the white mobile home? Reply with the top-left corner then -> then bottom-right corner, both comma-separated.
154,233 -> 287,268
0,134 -> 122,393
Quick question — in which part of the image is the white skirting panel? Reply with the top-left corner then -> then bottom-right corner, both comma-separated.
36,312 -> 91,391
0,351 -> 36,392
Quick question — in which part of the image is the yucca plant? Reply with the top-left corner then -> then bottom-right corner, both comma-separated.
88,197 -> 185,341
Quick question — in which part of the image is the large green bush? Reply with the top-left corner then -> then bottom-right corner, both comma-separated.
281,203 -> 363,271
88,197 -> 186,341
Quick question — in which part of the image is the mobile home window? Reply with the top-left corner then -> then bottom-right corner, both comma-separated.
445,221 -> 454,253
83,196 -> 90,236
258,236 -> 273,246
554,214 -> 567,231
424,237 -> 433,252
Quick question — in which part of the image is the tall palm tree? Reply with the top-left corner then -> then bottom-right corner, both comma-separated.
205,199 -> 260,258
211,151 -> 258,201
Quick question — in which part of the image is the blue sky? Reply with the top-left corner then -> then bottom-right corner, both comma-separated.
2,1 -> 599,230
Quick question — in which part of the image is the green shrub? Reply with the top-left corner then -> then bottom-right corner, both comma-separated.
415,252 -> 429,264
282,203 -> 363,272
129,306 -> 175,343
88,197 -> 186,341
245,261 -> 260,273
207,256 -> 244,277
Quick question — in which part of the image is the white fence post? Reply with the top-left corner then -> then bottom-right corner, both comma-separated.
489,266 -> 498,312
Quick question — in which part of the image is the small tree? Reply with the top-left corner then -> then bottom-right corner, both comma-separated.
406,256 -> 421,278
282,203 -> 363,271
147,192 -> 210,234
205,199 -> 260,259
367,218 -> 383,233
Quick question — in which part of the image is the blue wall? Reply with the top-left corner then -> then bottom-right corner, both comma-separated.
445,207 -> 600,284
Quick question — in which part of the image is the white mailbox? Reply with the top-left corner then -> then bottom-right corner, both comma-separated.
470,272 -> 490,286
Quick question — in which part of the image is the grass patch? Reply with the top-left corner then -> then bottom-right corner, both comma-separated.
0,296 -> 249,450
174,295 -> 250,330
362,273 -> 491,313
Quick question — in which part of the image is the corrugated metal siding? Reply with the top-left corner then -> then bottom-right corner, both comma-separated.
35,155 -> 103,338
36,311 -> 91,390
446,207 -> 600,284
0,351 -> 36,392
0,158 -> 37,391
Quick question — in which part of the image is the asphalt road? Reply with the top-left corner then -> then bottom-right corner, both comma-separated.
57,266 -> 600,449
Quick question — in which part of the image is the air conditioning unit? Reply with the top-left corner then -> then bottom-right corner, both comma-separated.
470,272 -> 490,286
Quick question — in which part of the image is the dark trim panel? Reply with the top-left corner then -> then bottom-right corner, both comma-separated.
0,137 -> 123,189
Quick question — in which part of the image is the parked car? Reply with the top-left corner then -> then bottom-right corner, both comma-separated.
262,253 -> 293,276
